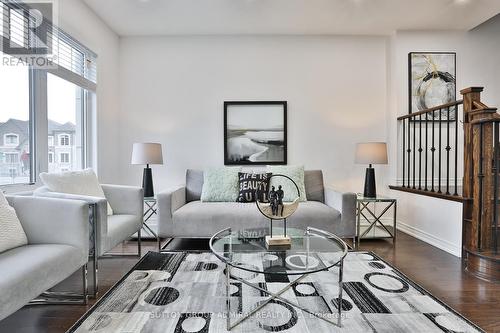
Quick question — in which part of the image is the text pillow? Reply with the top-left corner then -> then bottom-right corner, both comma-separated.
0,192 -> 28,253
39,168 -> 113,215
266,165 -> 307,202
236,172 -> 272,203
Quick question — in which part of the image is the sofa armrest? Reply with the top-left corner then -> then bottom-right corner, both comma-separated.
324,188 -> 357,238
6,196 -> 90,258
101,184 -> 144,216
157,186 -> 186,237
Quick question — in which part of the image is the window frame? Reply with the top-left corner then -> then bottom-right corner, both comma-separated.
59,152 -> 70,164
58,133 -> 70,146
4,133 -> 19,146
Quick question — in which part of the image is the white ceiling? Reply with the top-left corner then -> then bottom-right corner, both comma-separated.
82,0 -> 500,36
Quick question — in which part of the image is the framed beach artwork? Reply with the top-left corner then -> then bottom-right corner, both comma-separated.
224,101 -> 287,165
409,52 -> 456,121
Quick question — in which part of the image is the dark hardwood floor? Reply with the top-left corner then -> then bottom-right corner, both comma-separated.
0,232 -> 499,333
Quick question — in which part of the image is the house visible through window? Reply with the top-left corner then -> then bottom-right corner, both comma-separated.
48,152 -> 54,163
60,153 -> 70,164
48,136 -> 54,146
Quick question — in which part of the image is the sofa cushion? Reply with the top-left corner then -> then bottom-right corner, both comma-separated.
39,168 -> 113,215
0,244 -> 84,321
236,172 -> 272,203
200,167 -> 241,202
267,165 -> 307,202
304,170 -> 325,203
186,169 -> 204,202
0,192 -> 27,254
172,201 -> 340,237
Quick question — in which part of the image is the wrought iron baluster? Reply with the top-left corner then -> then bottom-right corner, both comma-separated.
454,106 -> 459,196
438,108 -> 442,193
413,117 -> 416,189
419,114 -> 422,189
402,119 -> 405,187
431,111 -> 435,192
425,113 -> 428,191
408,115 -> 411,187
446,107 -> 451,195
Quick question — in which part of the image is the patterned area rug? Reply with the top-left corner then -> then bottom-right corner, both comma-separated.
69,251 -> 483,332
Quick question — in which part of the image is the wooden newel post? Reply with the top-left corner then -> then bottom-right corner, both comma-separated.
461,87 -> 484,252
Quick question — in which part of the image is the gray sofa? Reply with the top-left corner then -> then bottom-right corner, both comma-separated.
0,196 -> 90,321
157,170 -> 356,240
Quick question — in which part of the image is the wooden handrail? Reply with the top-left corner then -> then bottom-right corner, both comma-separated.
397,100 -> 463,120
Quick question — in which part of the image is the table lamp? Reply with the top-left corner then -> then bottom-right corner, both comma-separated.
355,142 -> 388,198
131,143 -> 163,198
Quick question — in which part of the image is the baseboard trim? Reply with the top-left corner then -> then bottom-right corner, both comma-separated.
396,221 -> 461,258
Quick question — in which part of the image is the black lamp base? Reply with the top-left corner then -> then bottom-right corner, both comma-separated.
363,166 -> 376,198
142,166 -> 154,198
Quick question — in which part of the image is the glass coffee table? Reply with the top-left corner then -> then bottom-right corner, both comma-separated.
209,226 -> 348,330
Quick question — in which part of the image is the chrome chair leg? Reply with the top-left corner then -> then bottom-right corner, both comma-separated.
29,264 -> 88,305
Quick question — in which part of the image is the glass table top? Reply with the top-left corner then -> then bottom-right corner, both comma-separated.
209,227 -> 348,276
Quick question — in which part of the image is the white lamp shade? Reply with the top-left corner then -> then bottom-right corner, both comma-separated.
355,142 -> 388,165
131,143 -> 163,165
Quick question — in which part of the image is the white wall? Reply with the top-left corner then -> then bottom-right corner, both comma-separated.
385,15 -> 500,257
58,0 -> 121,184
117,36 -> 389,192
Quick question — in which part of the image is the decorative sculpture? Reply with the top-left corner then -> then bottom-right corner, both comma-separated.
255,174 -> 300,247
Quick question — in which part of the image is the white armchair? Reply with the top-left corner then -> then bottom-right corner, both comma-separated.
0,196 -> 90,321
33,184 -> 144,296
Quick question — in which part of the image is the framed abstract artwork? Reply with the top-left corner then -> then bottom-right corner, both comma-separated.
224,101 -> 287,165
408,52 -> 456,121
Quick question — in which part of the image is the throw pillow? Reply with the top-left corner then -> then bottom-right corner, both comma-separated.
0,192 -> 28,253
200,167 -> 241,202
266,165 -> 307,202
236,172 -> 272,203
39,168 -> 113,215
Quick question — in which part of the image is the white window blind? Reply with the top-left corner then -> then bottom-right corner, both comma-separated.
1,0 -> 97,85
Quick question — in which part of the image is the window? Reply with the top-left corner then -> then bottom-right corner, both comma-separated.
0,53 -> 30,185
0,1 -> 97,187
49,74 -> 85,172
5,153 -> 19,164
59,153 -> 70,164
59,134 -> 70,146
4,134 -> 19,146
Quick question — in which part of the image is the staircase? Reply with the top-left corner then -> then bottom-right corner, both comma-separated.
391,87 -> 500,282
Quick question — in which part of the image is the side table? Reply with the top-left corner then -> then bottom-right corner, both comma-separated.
356,195 -> 397,248
143,197 -> 161,251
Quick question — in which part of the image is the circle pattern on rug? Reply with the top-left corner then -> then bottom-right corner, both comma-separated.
254,300 -> 298,332
434,314 -> 464,333
181,316 -> 207,332
369,261 -> 386,269
364,272 -> 410,293
263,254 -> 279,262
331,298 -> 353,311
133,272 -> 149,280
144,286 -> 180,306
285,254 -> 319,270
202,262 -> 218,270
295,283 -> 316,295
